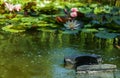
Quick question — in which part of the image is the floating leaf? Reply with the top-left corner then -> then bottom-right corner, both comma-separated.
2,25 -> 25,33
112,16 -> 120,25
60,30 -> 79,34
103,5 -> 113,13
95,31 -> 119,39
84,24 -> 92,28
81,28 -> 98,33
79,7 -> 92,14
37,28 -> 57,32
89,4 -> 98,8
98,28 -> 106,31
0,15 -> 5,19
94,7 -> 103,14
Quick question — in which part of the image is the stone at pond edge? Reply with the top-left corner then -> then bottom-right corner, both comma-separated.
76,70 -> 119,78
76,64 -> 117,74
64,54 -> 102,69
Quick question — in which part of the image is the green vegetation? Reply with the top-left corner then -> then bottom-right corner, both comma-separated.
0,0 -> 119,36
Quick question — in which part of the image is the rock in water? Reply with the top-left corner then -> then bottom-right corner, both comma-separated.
76,64 -> 117,74
64,54 -> 102,69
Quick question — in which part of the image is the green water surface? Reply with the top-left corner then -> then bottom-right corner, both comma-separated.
0,31 -> 120,78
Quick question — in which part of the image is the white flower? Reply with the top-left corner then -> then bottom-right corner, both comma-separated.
14,4 -> 21,11
64,20 -> 80,30
5,2 -> 21,12
5,2 -> 14,11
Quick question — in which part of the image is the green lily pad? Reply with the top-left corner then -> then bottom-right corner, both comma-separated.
37,28 -> 57,32
112,16 -> 120,25
0,15 -> 5,19
89,4 -> 98,8
95,31 -> 119,39
2,25 -> 25,33
103,5 -> 113,13
94,7 -> 103,14
79,7 -> 92,14
81,28 -> 98,33
60,30 -> 79,34
0,19 -> 6,25
84,24 -> 92,28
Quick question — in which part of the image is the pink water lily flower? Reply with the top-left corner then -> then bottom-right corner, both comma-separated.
14,4 -> 21,11
71,8 -> 78,12
70,12 -> 77,18
5,2 -> 14,12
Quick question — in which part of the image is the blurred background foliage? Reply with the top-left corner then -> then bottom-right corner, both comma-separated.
0,0 -> 120,7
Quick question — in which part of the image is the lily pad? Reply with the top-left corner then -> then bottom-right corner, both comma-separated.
103,5 -> 113,13
37,28 -> 57,32
95,31 -> 119,39
84,24 -> 92,28
2,25 -> 25,33
81,28 -> 98,33
0,15 -> 5,19
112,16 -> 120,25
79,7 -> 92,14
94,7 -> 103,14
60,30 -> 79,34
89,4 -> 98,8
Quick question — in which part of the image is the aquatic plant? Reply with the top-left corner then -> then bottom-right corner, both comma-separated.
39,2 -> 61,15
64,20 -> 81,30
78,7 -> 92,14
3,2 -> 21,19
4,2 -> 21,12
95,31 -> 120,39
5,2 -> 14,12
71,8 -> 78,12
2,25 -> 25,33
70,12 -> 78,18
14,4 -> 21,12
0,1 -> 119,33
23,1 -> 39,17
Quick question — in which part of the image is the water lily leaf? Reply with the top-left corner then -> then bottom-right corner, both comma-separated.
37,28 -> 57,32
91,20 -> 100,25
0,15 -> 5,19
11,17 -> 20,21
95,31 -> 119,39
94,7 -> 103,14
89,4 -> 98,8
2,25 -> 25,33
103,5 -> 113,13
111,7 -> 120,15
0,18 -> 5,21
81,28 -> 98,33
112,16 -> 120,25
84,24 -> 92,28
98,28 -> 106,31
79,7 -> 92,14
20,17 -> 39,23
60,30 -> 79,34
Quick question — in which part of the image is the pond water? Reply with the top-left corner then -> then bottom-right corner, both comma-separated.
0,31 -> 120,78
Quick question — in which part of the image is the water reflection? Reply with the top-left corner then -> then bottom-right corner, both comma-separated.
0,31 -> 120,78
